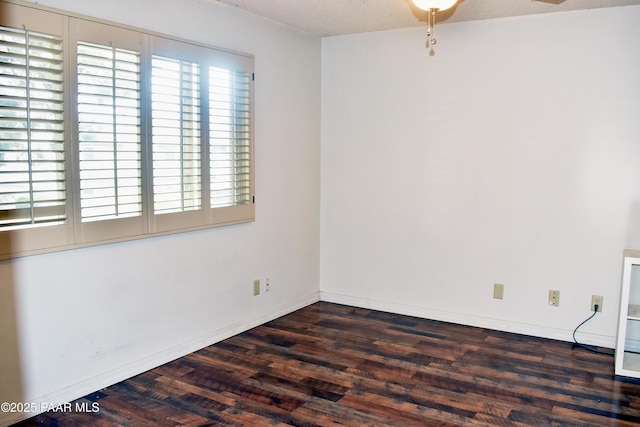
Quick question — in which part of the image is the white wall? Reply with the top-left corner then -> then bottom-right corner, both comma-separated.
321,7 -> 640,344
0,0 -> 321,424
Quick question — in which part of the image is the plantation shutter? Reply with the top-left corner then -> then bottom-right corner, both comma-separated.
209,67 -> 251,209
1,2 -> 254,259
151,56 -> 202,215
77,41 -> 142,222
0,26 -> 65,228
71,19 -> 146,243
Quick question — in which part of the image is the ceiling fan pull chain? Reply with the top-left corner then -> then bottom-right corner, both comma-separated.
430,9 -> 437,45
425,9 -> 438,46
425,9 -> 432,47
413,1 -> 457,48
426,9 -> 437,47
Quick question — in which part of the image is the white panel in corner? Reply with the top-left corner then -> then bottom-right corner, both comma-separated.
615,250 -> 640,378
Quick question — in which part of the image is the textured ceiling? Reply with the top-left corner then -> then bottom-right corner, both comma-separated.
213,0 -> 640,37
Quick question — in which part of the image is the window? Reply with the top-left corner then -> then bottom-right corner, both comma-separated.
77,41 -> 142,223
0,1 -> 254,259
0,25 -> 65,228
209,67 -> 252,209
151,56 -> 201,216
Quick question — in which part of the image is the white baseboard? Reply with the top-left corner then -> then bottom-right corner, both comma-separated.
320,291 -> 616,349
0,292 -> 321,427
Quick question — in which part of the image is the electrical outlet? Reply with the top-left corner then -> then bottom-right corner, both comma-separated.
253,279 -> 260,296
548,290 -> 560,307
591,295 -> 603,312
493,283 -> 504,300
265,277 -> 270,293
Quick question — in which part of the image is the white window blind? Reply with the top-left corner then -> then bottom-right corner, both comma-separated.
0,26 -> 65,229
77,41 -> 142,222
209,67 -> 251,208
151,56 -> 202,215
0,1 -> 254,259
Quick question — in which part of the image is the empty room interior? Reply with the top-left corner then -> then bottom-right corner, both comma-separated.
1,0 -> 640,425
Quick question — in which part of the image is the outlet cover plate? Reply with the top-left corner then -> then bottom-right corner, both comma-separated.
591,295 -> 603,312
548,290 -> 560,307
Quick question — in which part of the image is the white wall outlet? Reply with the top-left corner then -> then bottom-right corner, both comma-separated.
548,290 -> 560,307
591,295 -> 603,312
265,277 -> 270,293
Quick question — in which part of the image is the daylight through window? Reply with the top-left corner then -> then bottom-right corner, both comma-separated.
0,1 -> 254,259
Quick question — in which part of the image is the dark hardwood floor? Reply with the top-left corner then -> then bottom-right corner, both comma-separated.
15,302 -> 640,426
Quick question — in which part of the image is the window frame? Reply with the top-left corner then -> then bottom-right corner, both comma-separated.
0,0 -> 255,259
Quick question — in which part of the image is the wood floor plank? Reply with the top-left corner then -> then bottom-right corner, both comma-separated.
14,302 -> 640,426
